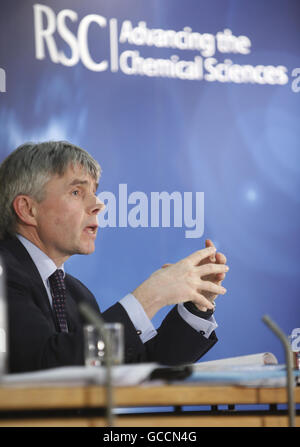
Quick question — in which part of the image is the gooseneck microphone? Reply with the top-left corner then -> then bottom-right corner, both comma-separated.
79,301 -> 115,427
262,314 -> 295,427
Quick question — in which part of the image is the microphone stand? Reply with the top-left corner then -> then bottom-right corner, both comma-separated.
262,315 -> 295,427
79,302 -> 115,427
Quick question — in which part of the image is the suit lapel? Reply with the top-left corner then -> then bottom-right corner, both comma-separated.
64,276 -> 84,332
2,237 -> 57,328
2,237 -> 84,333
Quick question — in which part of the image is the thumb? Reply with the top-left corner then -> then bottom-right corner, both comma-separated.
206,239 -> 216,262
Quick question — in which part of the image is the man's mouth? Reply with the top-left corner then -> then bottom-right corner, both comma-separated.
83,225 -> 98,236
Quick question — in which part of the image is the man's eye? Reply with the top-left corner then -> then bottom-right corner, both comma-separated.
72,190 -> 80,196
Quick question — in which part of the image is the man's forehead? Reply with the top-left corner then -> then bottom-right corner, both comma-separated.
73,162 -> 97,178
59,163 -> 99,188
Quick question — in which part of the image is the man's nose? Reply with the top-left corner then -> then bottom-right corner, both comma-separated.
88,195 -> 105,215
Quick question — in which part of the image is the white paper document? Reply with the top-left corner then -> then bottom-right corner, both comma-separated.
0,363 -> 159,387
193,352 -> 278,371
1,352 -> 298,388
186,364 -> 300,387
188,353 -> 300,387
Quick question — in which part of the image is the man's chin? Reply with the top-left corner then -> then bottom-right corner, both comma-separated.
80,245 -> 96,255
73,240 -> 96,256
86,240 -> 97,254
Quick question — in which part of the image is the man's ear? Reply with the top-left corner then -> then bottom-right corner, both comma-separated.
12,195 -> 38,227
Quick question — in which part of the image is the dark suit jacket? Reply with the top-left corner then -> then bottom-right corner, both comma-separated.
0,237 -> 217,373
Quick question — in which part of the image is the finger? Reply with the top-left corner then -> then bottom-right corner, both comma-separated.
215,272 -> 226,281
197,263 -> 229,277
198,280 -> 226,295
192,302 -> 210,312
205,271 -> 226,280
205,239 -> 214,247
186,246 -> 216,265
190,292 -> 215,310
202,271 -> 226,283
215,252 -> 226,264
205,239 -> 216,262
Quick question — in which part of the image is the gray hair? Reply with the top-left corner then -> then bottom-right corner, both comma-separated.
0,141 -> 101,239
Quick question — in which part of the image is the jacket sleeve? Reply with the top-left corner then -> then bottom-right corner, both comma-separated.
103,302 -> 217,365
144,306 -> 217,365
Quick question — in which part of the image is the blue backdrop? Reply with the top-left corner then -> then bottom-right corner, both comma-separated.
0,0 -> 299,364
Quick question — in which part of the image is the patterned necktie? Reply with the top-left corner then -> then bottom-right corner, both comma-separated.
49,269 -> 68,333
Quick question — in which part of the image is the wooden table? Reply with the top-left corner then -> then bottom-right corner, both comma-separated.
0,383 -> 299,427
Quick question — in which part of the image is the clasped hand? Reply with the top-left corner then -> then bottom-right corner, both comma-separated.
133,239 -> 229,319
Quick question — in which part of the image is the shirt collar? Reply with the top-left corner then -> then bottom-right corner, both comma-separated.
16,234 -> 65,282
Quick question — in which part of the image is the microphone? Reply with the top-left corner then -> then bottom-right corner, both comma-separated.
78,301 -> 115,427
262,314 -> 295,427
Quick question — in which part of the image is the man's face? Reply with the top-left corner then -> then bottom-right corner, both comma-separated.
33,163 -> 104,265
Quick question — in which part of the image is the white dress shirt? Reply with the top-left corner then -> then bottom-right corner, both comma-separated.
17,235 -> 217,343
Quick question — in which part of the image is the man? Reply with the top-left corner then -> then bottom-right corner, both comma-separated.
0,141 -> 229,373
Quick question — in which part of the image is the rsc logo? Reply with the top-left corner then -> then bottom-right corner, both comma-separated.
33,4 -> 109,72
